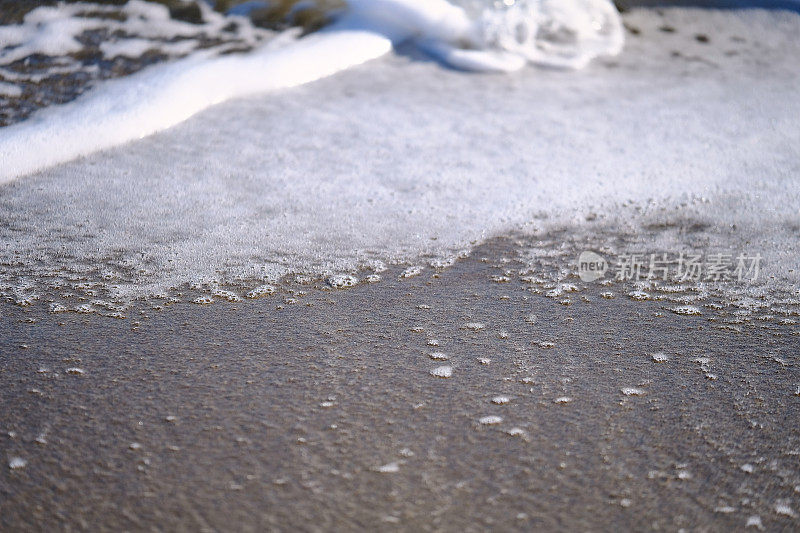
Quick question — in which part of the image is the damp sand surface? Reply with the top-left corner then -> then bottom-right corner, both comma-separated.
1,237 -> 798,531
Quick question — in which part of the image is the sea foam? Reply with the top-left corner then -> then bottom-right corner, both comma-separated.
0,0 -> 623,182
1,5 -> 798,311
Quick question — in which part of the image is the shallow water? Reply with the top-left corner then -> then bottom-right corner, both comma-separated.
1,7 -> 799,313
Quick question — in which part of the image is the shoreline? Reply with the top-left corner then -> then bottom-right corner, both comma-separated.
1,4 -> 799,530
1,236 -> 798,530
2,6 -> 800,309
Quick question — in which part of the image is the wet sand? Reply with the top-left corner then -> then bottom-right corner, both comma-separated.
1,4 -> 799,530
1,236 -> 798,531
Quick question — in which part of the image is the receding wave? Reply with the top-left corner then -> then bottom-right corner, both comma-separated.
0,0 -> 624,182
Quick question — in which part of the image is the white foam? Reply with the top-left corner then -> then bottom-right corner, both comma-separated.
8,457 -> 27,469
670,306 -> 702,316
0,6 -> 105,64
0,81 -> 22,98
0,1 -> 264,67
1,7 -> 799,308
0,26 -> 393,182
430,365 -> 453,378
99,38 -> 198,59
349,0 -> 623,71
0,0 -> 623,182
745,515 -> 764,529
401,266 -> 424,279
472,0 -> 624,69
621,387 -> 645,396
774,502 -> 796,517
247,285 -> 277,299
327,274 -> 359,288
213,289 -> 242,302
375,461 -> 401,473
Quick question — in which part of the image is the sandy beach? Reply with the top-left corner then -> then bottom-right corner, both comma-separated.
1,234 -> 799,530
1,1 -> 799,530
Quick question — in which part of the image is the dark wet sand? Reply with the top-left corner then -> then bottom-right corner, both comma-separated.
0,237 -> 798,531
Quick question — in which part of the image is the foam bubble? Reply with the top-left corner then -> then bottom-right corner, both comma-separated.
479,415 -> 503,425
213,289 -> 242,302
506,427 -> 526,437
0,82 -> 22,98
8,457 -> 27,469
327,274 -> 358,289
49,303 -> 68,313
670,306 -> 702,316
430,257 -> 456,269
401,266 -> 424,279
430,365 -> 453,378
774,502 -> 796,518
375,461 -> 401,473
620,387 -> 645,396
246,284 -> 277,299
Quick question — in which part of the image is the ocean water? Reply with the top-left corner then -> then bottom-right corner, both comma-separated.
0,1 -> 799,314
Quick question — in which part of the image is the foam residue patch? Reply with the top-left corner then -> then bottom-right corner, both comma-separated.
0,8 -> 799,310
